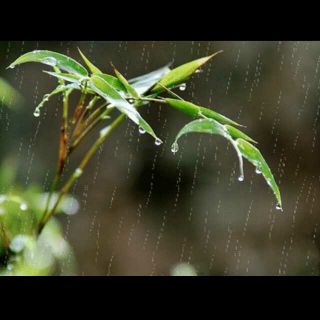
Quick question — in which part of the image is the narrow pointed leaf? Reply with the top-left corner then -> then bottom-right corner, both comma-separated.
89,75 -> 161,142
128,64 -> 171,95
173,118 -> 243,178
8,50 -> 88,76
150,51 -> 223,93
165,98 -> 243,127
225,125 -> 257,144
78,48 -> 102,74
129,64 -> 172,85
95,74 -> 127,92
45,71 -> 81,83
53,66 -> 64,85
111,63 -> 139,99
45,70 -> 125,94
44,71 -> 96,95
236,139 -> 282,210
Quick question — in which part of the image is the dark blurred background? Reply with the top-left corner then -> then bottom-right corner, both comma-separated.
1,41 -> 319,275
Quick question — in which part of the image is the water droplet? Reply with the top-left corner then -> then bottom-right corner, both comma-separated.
61,197 -> 79,215
43,94 -> 50,102
74,168 -> 83,178
255,168 -> 262,174
78,77 -> 88,87
7,264 -> 14,271
238,175 -> 244,182
179,83 -> 186,91
276,205 -> 282,211
100,125 -> 110,137
40,57 -> 57,67
128,99 -> 135,104
9,65 -> 15,69
139,127 -> 146,135
33,109 -> 40,117
171,142 -> 179,154
155,138 -> 162,146
20,203 -> 28,211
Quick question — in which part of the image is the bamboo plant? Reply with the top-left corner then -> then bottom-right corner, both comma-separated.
4,48 -> 282,256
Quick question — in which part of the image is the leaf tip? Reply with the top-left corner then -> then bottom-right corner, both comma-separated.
277,204 -> 283,212
77,47 -> 85,57
110,61 -> 117,72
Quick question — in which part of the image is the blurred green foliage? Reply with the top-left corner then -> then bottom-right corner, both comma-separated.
0,77 -> 23,109
0,157 -> 79,275
0,157 -> 78,275
0,77 -> 78,275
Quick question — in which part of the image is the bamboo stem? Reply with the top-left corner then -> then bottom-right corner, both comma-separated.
71,96 -> 101,144
71,81 -> 87,124
38,113 -> 126,234
68,105 -> 113,156
41,89 -> 70,225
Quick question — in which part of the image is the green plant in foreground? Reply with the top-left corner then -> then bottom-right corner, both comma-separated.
3,48 -> 282,273
0,157 -> 78,275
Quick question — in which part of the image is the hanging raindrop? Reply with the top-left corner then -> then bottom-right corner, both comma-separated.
139,127 -> 146,135
155,138 -> 162,146
74,168 -> 83,178
100,126 -> 110,137
20,203 -> 28,211
275,205 -> 282,211
9,65 -> 15,69
179,83 -> 186,91
128,99 -> 135,104
40,57 -> 57,67
33,109 -> 40,117
171,142 -> 179,154
238,175 -> 244,182
255,168 -> 262,174
7,264 -> 14,271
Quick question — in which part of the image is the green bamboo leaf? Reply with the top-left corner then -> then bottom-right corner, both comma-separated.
129,64 -> 171,85
53,67 -> 64,85
89,75 -> 161,143
165,98 -> 243,127
128,64 -> 171,95
225,125 -> 257,144
95,74 -> 127,93
236,139 -> 282,210
172,118 -> 244,179
8,50 -> 88,77
78,48 -> 102,74
44,71 -> 81,83
150,51 -> 223,93
111,63 -> 139,99
44,71 -> 97,95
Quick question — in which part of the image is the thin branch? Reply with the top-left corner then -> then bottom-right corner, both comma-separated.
70,81 -> 88,125
38,113 -> 126,234
156,82 -> 185,101
71,96 -> 101,144
68,104 -> 112,156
